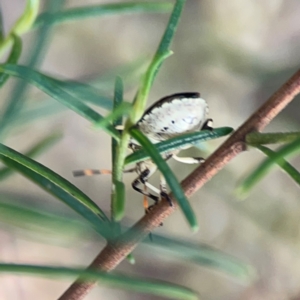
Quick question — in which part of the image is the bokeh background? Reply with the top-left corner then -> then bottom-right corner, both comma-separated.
0,0 -> 300,299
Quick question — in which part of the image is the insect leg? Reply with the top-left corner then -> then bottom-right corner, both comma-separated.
143,185 -> 149,213
172,155 -> 204,164
131,166 -> 159,203
201,118 -> 213,131
123,167 -> 137,174
159,173 -> 173,207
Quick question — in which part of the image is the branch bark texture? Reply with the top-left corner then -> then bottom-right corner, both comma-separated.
59,68 -> 300,300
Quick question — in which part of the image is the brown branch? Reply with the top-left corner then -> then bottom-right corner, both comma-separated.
58,68 -> 300,300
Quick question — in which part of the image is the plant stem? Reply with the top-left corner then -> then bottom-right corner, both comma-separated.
58,69 -> 300,300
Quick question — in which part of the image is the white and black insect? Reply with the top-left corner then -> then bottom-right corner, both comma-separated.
128,92 -> 213,212
74,92 -> 213,214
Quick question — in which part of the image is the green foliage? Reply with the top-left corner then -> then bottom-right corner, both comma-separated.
125,127 -> 233,166
237,138 -> 300,198
0,133 -> 61,181
0,263 -> 198,300
0,199 -> 253,280
0,143 -> 111,239
34,2 -> 172,28
0,34 -> 22,87
0,64 -> 121,140
146,234 -> 255,280
113,0 -> 187,221
129,127 -> 198,231
0,0 -> 280,298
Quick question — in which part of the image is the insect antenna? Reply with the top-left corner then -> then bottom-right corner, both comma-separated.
73,169 -> 112,177
73,167 -> 137,177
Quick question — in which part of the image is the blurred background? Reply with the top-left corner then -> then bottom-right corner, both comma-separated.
0,0 -> 300,299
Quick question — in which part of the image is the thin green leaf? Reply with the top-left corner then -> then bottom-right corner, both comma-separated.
92,56 -> 148,91
156,0 -> 186,56
113,54 -> 173,216
0,0 -> 39,56
130,0 -> 186,122
0,143 -> 110,237
129,128 -> 198,231
0,263 -> 198,300
0,34 -> 22,87
52,79 -> 113,110
13,101 -> 65,126
246,131 -> 300,146
34,2 -> 172,28
0,64 -> 120,140
257,145 -> 300,185
10,0 -> 39,35
112,76 -> 124,129
0,200 -> 92,240
112,0 -> 186,221
0,1 -> 66,138
237,137 -> 300,198
0,132 -> 61,181
0,157 -> 111,238
0,198 -> 252,280
125,127 -> 233,166
147,234 -> 255,281
51,57 -> 148,110
130,50 -> 172,123
95,102 -> 132,130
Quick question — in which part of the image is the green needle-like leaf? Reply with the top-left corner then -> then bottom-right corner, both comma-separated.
257,145 -> 300,185
129,128 -> 198,231
95,102 -> 132,130
131,50 -> 172,123
0,64 -> 120,140
246,131 -> 300,145
114,0 -> 187,221
0,132 -> 61,181
13,101 -> 65,126
237,137 -> 300,198
0,200 -> 93,241
51,79 -> 113,110
131,0 -> 186,123
0,1 -> 66,138
34,2 -> 172,28
0,264 -> 198,300
0,143 -> 110,237
125,127 -> 233,166
11,0 -> 39,35
156,0 -> 185,56
0,34 -> 22,87
147,234 -> 255,281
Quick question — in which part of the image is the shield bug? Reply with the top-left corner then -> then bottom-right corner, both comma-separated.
129,92 -> 212,212
73,92 -> 213,214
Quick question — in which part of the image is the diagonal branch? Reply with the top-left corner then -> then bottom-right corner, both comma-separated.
59,68 -> 300,300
